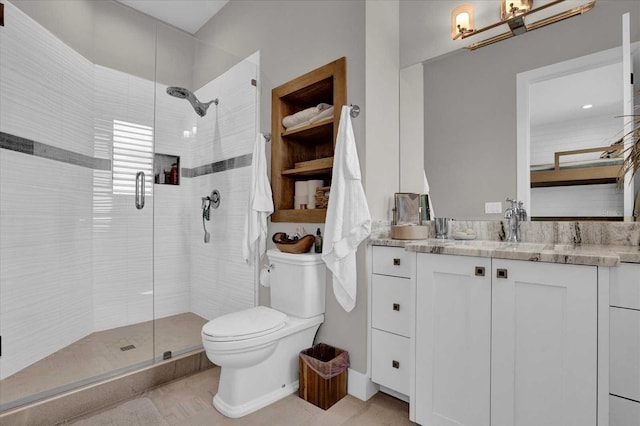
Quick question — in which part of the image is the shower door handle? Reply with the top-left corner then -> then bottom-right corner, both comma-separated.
135,171 -> 145,210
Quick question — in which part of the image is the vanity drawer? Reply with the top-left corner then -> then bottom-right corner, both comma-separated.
611,263 -> 640,310
610,395 -> 640,426
372,246 -> 413,278
610,307 -> 640,401
371,274 -> 411,337
371,329 -> 410,396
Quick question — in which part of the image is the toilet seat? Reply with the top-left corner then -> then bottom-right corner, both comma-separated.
202,306 -> 287,342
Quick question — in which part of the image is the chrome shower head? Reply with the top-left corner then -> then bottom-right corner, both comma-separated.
166,86 -> 218,117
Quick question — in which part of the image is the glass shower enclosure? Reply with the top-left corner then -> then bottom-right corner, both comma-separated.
0,1 -> 258,412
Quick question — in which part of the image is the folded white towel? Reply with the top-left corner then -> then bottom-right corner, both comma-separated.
309,106 -> 334,124
322,106 -> 371,312
282,103 -> 333,129
242,133 -> 274,264
283,107 -> 318,129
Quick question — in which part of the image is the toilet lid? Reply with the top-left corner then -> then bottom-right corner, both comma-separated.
202,306 -> 287,341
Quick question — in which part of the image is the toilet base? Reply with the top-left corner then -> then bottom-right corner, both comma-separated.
213,379 -> 299,418
207,315 -> 323,418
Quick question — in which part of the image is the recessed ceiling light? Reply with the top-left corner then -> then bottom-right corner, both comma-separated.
582,104 -> 593,109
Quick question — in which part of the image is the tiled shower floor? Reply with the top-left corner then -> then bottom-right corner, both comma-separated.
0,312 -> 208,411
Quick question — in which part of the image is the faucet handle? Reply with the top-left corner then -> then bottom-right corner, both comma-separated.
517,201 -> 528,221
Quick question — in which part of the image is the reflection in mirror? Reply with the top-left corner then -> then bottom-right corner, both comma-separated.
517,45 -> 638,220
529,58 -> 624,219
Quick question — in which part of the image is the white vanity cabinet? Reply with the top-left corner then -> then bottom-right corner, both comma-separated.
416,254 -> 599,426
491,259 -> 598,426
415,254 -> 492,426
370,246 -> 415,402
609,263 -> 640,426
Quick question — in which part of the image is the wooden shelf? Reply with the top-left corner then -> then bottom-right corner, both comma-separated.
271,57 -> 346,223
282,119 -> 333,140
282,157 -> 333,177
271,209 -> 327,223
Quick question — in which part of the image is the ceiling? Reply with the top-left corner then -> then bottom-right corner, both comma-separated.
116,0 -> 229,34
530,62 -> 623,126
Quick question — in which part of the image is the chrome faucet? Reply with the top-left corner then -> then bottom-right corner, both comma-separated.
504,198 -> 527,243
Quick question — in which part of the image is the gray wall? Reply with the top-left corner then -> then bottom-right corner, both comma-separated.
196,0 -> 369,374
10,0 -> 195,87
423,1 -> 640,219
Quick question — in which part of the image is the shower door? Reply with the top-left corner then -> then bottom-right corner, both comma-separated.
0,1 -> 155,411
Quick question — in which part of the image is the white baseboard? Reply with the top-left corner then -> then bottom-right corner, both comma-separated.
347,368 -> 379,401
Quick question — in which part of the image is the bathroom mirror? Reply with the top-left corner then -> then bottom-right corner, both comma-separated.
398,1 -> 640,220
516,45 -> 637,220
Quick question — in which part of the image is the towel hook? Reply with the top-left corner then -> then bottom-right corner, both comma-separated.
263,132 -> 271,143
349,104 -> 360,118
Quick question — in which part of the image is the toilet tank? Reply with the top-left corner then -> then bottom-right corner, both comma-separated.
266,249 -> 326,318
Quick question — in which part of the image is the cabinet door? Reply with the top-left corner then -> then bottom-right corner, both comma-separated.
416,254 -> 491,426
491,259 -> 598,426
610,306 -> 640,401
610,395 -> 640,426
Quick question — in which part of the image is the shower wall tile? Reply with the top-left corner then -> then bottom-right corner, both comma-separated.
152,150 -> 191,320
0,240 -> 93,379
0,3 -> 94,157
188,57 -> 257,169
0,142 -> 94,379
190,167 -> 254,320
93,197 -> 154,331
154,83 -> 197,156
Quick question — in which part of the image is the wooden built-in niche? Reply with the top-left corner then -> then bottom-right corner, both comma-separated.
271,57 -> 346,223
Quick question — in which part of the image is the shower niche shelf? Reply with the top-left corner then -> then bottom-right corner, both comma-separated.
154,153 -> 180,185
271,57 -> 346,223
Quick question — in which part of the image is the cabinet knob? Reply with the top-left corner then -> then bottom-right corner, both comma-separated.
392,303 -> 400,311
393,258 -> 401,266
496,268 -> 508,279
475,266 -> 485,276
392,360 -> 400,369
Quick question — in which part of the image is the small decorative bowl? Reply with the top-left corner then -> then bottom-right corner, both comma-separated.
272,232 -> 315,254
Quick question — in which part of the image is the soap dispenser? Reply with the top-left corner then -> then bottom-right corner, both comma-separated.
314,228 -> 323,253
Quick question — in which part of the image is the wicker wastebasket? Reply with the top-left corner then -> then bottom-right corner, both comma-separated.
298,343 -> 349,410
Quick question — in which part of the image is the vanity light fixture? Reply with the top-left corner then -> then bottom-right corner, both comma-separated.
451,4 -> 475,40
453,0 -> 596,50
500,0 -> 533,21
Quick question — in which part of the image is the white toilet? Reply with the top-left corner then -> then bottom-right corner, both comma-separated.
201,249 -> 326,418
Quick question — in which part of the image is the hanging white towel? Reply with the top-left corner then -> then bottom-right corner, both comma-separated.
322,106 -> 371,312
242,133 -> 274,265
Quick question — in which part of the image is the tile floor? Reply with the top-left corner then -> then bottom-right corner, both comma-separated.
70,367 -> 416,426
1,313 -> 208,411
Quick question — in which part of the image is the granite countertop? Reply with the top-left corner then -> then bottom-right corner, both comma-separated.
369,238 -> 640,267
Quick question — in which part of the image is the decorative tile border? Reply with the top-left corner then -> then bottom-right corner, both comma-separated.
182,153 -> 252,178
0,132 -> 111,170
1,131 -> 253,177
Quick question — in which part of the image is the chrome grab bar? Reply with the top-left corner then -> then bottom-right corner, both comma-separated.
135,171 -> 145,210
